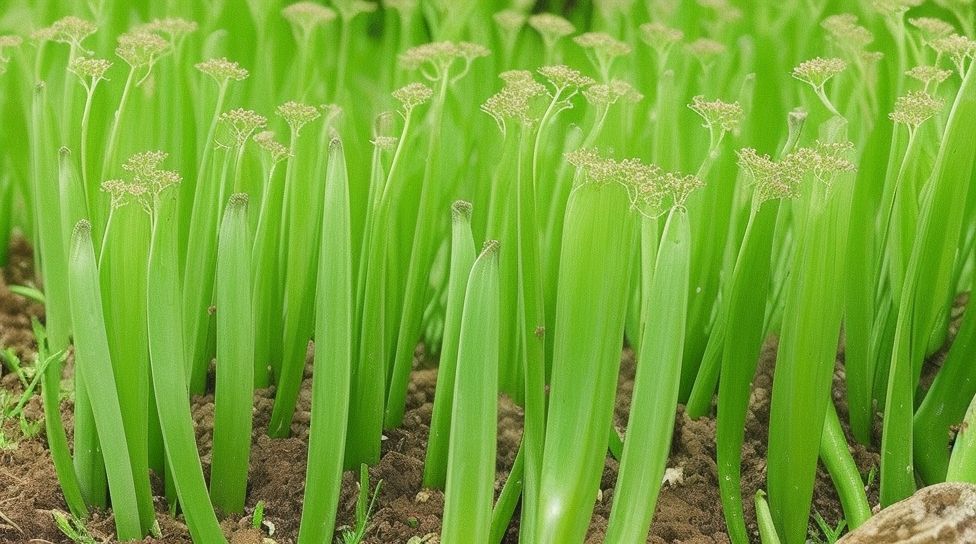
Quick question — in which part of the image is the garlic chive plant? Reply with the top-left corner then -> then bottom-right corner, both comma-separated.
3,1 -> 976,543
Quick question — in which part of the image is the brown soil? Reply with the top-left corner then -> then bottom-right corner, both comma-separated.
0,238 -> 879,544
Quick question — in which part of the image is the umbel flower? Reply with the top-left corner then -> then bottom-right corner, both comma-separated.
905,65 -> 952,88
889,91 -> 944,135
565,148 -> 704,213
929,34 -> 976,76
50,16 -> 97,50
219,109 -> 268,147
253,131 -> 292,164
481,70 -> 548,132
195,57 -> 249,85
277,100 -> 321,135
736,148 -> 807,203
392,82 -> 434,115
102,151 -> 182,213
528,13 -> 575,48
282,1 -> 337,36
399,41 -> 490,83
116,31 -> 170,69
689,96 -> 743,133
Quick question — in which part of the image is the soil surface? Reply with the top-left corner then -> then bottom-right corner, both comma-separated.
0,238 -> 880,543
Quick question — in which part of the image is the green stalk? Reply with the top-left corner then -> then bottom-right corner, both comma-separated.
385,73 -> 451,428
915,282 -> 976,483
514,123 -> 547,538
146,191 -> 226,544
67,221 -> 142,541
423,201 -> 476,489
98,184 -> 156,533
715,197 -> 779,544
489,441 -> 524,544
881,65 -> 976,507
251,158 -> 285,389
31,83 -> 92,517
535,181 -> 636,544
767,118 -> 854,544
605,206 -> 690,543
298,138 -> 353,543
755,490 -> 782,544
210,194 -> 254,515
440,241 -> 500,544
819,403 -> 871,529
268,125 -> 329,437
947,391 -> 976,483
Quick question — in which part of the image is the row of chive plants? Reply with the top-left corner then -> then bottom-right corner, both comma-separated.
1,0 -> 976,542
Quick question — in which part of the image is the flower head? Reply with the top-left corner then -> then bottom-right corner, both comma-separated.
537,64 -> 594,91
930,34 -> 976,75
870,0 -> 922,16
573,32 -> 632,58
889,91 -> 944,129
481,70 -> 548,131
277,100 -> 320,135
333,0 -> 377,19
0,35 -> 23,62
493,10 -> 527,32
219,109 -> 268,146
392,82 -> 433,114
195,57 -> 249,84
399,41 -> 489,81
686,37 -> 727,66
565,148 -> 702,212
253,131 -> 291,164
134,17 -> 198,41
282,1 -> 337,36
69,56 -> 112,82
105,151 -> 182,211
821,14 -> 874,53
583,79 -> 643,106
689,96 -> 743,133
908,17 -> 955,42
116,31 -> 170,68
906,65 -> 952,86
528,13 -> 575,47
792,57 -> 847,89
794,141 -> 856,187
51,16 -> 97,49
639,22 -> 684,56
737,148 -> 806,202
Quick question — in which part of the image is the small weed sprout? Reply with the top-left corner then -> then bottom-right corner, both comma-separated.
792,57 -> 847,117
339,464 -> 383,544
52,511 -> 99,544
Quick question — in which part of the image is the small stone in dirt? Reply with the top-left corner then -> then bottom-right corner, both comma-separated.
838,482 -> 976,543
662,466 -> 684,487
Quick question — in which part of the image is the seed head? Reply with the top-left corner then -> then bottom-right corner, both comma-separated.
639,22 -> 684,54
737,148 -> 805,202
689,96 -> 743,132
573,32 -> 632,58
333,0 -> 377,19
51,16 -> 97,48
371,135 -> 399,150
794,141 -> 856,187
253,131 -> 292,164
392,82 -> 433,113
277,100 -> 320,135
219,109 -> 268,146
930,34 -> 976,75
399,41 -> 489,80
908,17 -> 955,42
481,71 -> 548,130
698,0 -> 743,22
821,14 -> 874,52
69,56 -> 112,81
116,31 -> 170,68
384,0 -> 418,12
537,64 -> 594,91
792,57 -> 846,89
583,79 -> 643,106
195,57 -> 249,83
107,151 -> 182,211
282,1 -> 337,34
0,35 -> 23,62
686,37 -> 727,65
134,17 -> 199,40
889,91 -> 944,128
30,27 -> 57,43
870,0 -> 922,16
528,13 -> 575,46
493,10 -> 527,32
906,65 -> 952,86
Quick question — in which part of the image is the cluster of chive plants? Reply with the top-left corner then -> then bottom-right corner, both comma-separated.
1,0 -> 976,542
